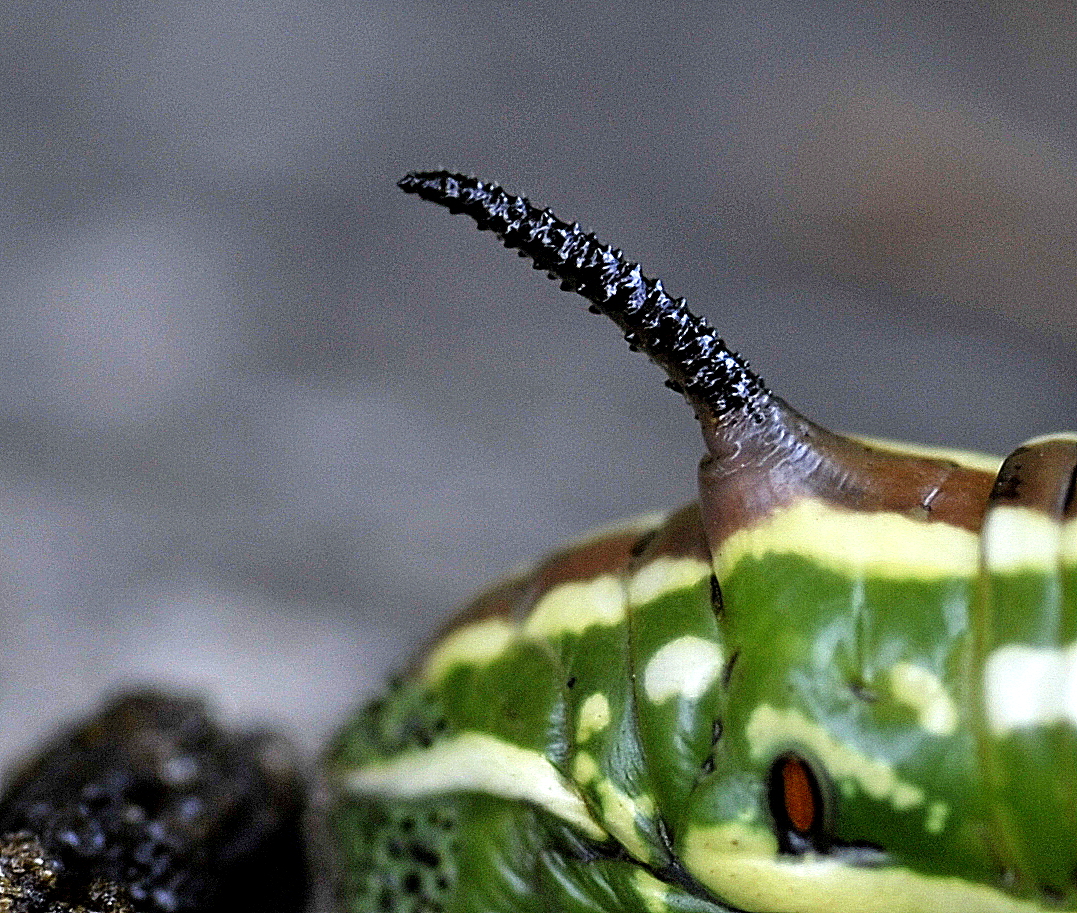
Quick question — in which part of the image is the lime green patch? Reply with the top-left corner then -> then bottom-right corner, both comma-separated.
712,499 -> 980,580
888,663 -> 958,736
925,800 -> 949,835
747,704 -> 925,811
642,635 -> 724,704
577,693 -> 612,742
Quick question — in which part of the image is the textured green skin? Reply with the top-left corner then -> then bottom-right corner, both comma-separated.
326,540 -> 735,913
975,564 -> 1077,901
325,447 -> 1077,912
711,554 -> 984,875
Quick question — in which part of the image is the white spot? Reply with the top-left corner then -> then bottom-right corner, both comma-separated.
984,640 -> 1077,734
643,636 -> 725,704
888,663 -> 958,736
576,693 -> 611,742
523,574 -> 626,638
981,506 -> 1065,573
747,705 -> 925,811
628,556 -> 710,606
340,732 -> 606,840
713,500 -> 980,580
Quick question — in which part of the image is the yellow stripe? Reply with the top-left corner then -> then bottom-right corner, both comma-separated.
850,435 -> 1001,474
422,618 -> 518,684
339,732 -> 607,840
747,705 -> 925,811
713,499 -> 980,580
682,823 -> 1051,913
627,556 -> 710,605
522,574 -> 626,638
424,547 -> 693,684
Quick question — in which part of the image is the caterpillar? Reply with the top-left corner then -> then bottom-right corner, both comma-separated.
2,174 -> 1073,913
323,172 -> 1077,913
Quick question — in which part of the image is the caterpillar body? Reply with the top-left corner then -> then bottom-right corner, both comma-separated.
323,172 -> 1077,913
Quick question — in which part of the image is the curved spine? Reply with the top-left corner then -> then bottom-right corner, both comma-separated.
397,170 -> 768,423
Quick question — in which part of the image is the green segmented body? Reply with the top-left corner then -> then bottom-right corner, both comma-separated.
323,173 -> 1077,913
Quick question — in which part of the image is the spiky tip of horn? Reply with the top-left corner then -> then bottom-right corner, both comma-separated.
398,170 -> 771,424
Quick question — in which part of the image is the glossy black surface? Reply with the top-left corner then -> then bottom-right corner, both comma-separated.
400,171 -> 770,422
0,694 -> 308,913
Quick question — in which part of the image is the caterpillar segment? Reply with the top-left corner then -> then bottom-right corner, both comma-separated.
321,172 -> 1077,913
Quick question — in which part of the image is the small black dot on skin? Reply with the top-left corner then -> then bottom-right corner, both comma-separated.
630,530 -> 657,559
409,844 -> 440,868
709,575 -> 723,616
848,681 -> 877,703
1039,884 -> 1066,907
722,651 -> 740,689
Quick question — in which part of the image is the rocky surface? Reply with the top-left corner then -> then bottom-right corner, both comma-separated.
0,694 -> 308,913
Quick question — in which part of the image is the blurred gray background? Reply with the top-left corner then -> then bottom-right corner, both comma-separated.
2,1 -> 1076,765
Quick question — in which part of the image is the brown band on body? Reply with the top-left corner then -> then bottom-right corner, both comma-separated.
416,520 -> 664,666
698,401 -> 998,551
628,502 -> 710,566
